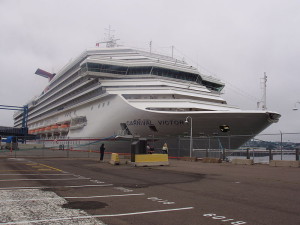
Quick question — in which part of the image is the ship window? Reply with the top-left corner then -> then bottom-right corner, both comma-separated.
120,123 -> 132,135
85,63 -> 127,75
107,101 -> 110,106
149,125 -> 158,132
102,103 -> 105,107
202,80 -> 224,92
127,67 -> 152,75
83,63 -> 209,85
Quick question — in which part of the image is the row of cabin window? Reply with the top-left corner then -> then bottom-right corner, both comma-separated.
83,63 -> 202,84
31,88 -> 104,122
31,80 -> 98,119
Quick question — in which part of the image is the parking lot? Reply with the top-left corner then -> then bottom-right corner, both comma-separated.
0,154 -> 299,225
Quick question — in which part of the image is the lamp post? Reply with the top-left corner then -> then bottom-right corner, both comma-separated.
219,125 -> 230,161
293,101 -> 300,111
185,116 -> 193,158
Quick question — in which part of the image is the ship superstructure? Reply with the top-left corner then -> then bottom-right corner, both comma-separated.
13,45 -> 280,152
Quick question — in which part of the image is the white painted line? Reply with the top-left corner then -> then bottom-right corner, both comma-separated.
1,193 -> 145,202
0,174 -> 72,176
0,184 -> 113,190
0,207 -> 194,224
0,177 -> 90,182
7,158 -> 27,161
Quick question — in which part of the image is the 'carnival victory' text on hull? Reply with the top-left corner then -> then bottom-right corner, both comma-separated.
13,45 -> 280,155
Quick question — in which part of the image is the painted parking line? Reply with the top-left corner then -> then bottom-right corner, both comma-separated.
0,177 -> 91,182
0,207 -> 194,225
0,170 -> 38,172
1,193 -> 145,202
0,184 -> 113,190
36,163 -> 63,172
0,174 -> 72,176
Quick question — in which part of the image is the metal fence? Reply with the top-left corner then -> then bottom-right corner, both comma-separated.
0,132 -> 299,163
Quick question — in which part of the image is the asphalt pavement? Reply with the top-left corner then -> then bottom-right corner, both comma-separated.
0,156 -> 299,225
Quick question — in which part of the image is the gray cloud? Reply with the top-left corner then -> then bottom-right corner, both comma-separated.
0,0 -> 299,139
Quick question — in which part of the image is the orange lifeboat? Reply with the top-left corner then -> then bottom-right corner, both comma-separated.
59,123 -> 70,132
37,128 -> 44,134
51,124 -> 59,131
45,126 -> 52,133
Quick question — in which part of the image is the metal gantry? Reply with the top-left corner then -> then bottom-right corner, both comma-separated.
0,104 -> 28,128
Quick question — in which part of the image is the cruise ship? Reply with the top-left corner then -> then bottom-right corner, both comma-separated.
13,40 -> 280,155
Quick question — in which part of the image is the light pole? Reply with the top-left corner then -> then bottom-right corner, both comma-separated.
293,101 -> 300,111
219,125 -> 230,161
185,116 -> 193,158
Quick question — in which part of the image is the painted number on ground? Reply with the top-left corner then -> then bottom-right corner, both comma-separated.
90,179 -> 104,184
147,197 -> 175,205
114,187 -> 133,192
203,213 -> 246,224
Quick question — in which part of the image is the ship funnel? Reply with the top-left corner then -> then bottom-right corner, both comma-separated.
35,68 -> 56,81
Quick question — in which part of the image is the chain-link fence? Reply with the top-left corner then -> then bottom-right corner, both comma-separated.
0,132 -> 299,163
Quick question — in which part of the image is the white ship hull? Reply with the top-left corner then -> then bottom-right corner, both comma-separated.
38,93 -> 278,152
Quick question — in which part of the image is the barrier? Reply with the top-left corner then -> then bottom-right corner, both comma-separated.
131,154 -> 169,167
109,153 -> 120,165
231,158 -> 254,165
202,157 -> 222,163
269,160 -> 300,167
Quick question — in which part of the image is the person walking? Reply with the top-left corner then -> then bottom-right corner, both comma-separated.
100,143 -> 105,161
162,143 -> 168,154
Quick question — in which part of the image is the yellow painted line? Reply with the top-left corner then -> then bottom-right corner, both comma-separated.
37,169 -> 52,171
37,163 -> 62,172
26,164 -> 38,166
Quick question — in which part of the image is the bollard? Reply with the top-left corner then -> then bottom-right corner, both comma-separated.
222,148 -> 226,161
246,148 -> 250,159
296,148 -> 299,161
269,149 -> 273,161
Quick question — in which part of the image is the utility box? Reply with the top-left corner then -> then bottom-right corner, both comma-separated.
138,139 -> 147,154
131,139 -> 148,162
131,141 -> 138,162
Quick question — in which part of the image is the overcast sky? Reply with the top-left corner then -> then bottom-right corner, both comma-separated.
0,0 -> 299,141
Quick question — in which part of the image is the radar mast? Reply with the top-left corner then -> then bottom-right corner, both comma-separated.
96,25 -> 119,48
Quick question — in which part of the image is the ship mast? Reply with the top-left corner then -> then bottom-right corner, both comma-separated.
257,72 -> 267,110
96,25 -> 119,48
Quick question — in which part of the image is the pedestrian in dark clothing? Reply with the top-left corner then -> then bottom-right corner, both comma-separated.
100,143 -> 105,161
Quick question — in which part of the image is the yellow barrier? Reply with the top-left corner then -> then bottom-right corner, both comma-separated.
109,153 -> 120,165
135,154 -> 168,162
132,154 -> 169,166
